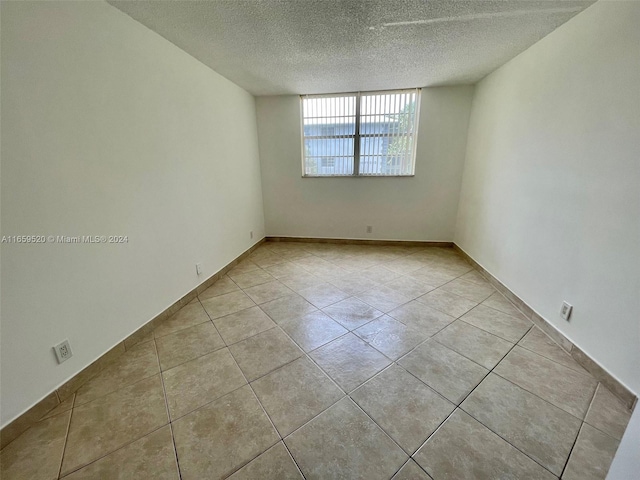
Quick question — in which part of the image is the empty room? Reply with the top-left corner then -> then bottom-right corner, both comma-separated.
1,0 -> 639,479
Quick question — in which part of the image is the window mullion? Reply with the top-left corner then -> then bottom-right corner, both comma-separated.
354,92 -> 361,176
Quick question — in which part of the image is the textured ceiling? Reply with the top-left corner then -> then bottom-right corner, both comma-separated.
108,0 -> 595,96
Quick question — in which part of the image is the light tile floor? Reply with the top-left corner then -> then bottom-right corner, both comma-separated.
1,242 -> 634,479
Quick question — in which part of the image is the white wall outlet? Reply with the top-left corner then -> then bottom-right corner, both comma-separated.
560,301 -> 573,321
196,263 -> 203,275
53,340 -> 73,364
366,226 -> 373,233
250,231 -> 254,239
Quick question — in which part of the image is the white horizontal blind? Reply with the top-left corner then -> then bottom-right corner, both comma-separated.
301,88 -> 420,176
359,89 -> 419,176
301,94 -> 356,176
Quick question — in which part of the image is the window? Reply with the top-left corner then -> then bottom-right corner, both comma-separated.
301,89 -> 421,177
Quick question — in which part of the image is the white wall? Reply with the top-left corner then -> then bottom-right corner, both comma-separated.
606,406 -> 640,479
0,1 -> 265,426
455,0 -> 640,395
257,87 -> 474,241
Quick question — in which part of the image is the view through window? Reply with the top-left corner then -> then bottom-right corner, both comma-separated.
301,89 -> 420,176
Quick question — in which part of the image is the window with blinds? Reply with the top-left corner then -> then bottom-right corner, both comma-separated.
301,89 -> 420,177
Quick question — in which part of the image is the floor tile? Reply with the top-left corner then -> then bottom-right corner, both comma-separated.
414,409 -> 556,480
356,285 -> 413,313
384,276 -> 435,298
461,373 -> 581,476
518,327 -> 589,375
460,304 -> 531,342
279,311 -> 348,352
406,266 -> 456,288
213,305 -> 276,344
279,250 -> 313,262
398,340 -> 488,404
63,426 -> 179,480
40,393 -> 74,421
353,315 -> 429,360
297,283 -> 350,308
433,320 -> 513,369
278,271 -> 325,292
228,268 -> 276,288
331,255 -> 379,271
198,275 -> 240,300
200,290 -> 255,320
0,410 -> 71,480
251,357 -> 344,436
481,292 -> 525,318
416,289 -> 477,318
285,398 -> 408,480
351,365 -> 454,454
384,258 -> 425,275
310,333 -> 391,392
325,272 -> 381,296
61,375 -> 168,476
155,321 -> 224,370
162,348 -> 247,419
172,385 -> 279,480
264,262 -> 309,279
562,423 -> 620,480
243,280 -> 295,305
154,300 -> 210,337
251,252 -> 288,269
439,278 -> 495,302
227,442 -> 303,480
494,346 -> 597,419
322,296 -> 384,330
387,301 -> 455,337
229,327 -> 304,381
228,259 -> 261,276
291,257 -> 335,276
427,258 -> 473,277
584,383 -> 632,440
75,341 -> 159,406
259,294 -> 317,324
391,460 -> 432,480
458,269 -> 488,285
359,265 -> 402,283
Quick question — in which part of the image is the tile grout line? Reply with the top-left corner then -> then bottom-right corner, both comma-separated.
59,425 -> 171,477
347,396 -> 413,468
407,338 -> 563,476
516,341 -> 593,378
558,382 -> 603,478
55,395 -> 75,479
246,384 -> 309,480
153,338 -> 184,480
489,360 -> 597,423
263,312 -> 460,468
418,325 -> 555,475
221,355 -> 286,478
449,326 -> 579,478
559,421 -> 586,479
345,362 -> 439,461
579,383 -> 631,441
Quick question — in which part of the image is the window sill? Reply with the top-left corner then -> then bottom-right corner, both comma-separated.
302,175 -> 415,178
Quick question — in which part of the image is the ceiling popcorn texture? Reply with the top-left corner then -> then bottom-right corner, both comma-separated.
108,0 -> 595,96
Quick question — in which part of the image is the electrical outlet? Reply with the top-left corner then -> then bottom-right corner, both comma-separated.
250,231 -> 254,239
196,263 -> 203,275
53,340 -> 73,364
366,226 -> 373,233
560,301 -> 573,321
